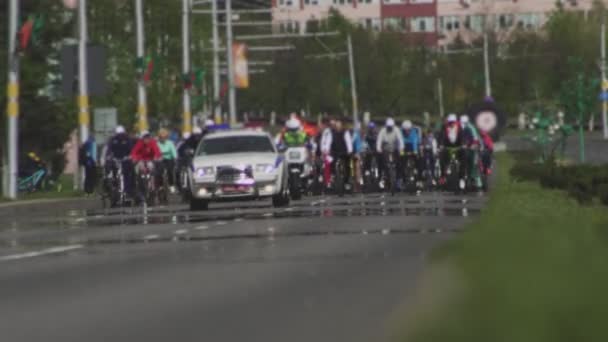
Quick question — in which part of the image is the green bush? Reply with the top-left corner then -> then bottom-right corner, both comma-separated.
567,179 -> 594,205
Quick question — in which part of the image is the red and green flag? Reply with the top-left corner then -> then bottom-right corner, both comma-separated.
135,56 -> 155,84
17,14 -> 44,52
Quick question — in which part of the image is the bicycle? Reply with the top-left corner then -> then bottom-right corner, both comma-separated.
18,169 -> 47,193
383,151 -> 398,196
402,152 -> 418,194
362,151 -> 380,194
102,158 -> 130,208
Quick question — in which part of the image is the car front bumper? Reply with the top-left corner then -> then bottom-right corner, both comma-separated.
191,179 -> 280,200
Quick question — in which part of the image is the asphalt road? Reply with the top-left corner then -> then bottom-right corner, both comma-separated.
0,192 -> 486,342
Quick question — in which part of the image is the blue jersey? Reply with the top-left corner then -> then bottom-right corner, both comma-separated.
402,128 -> 419,153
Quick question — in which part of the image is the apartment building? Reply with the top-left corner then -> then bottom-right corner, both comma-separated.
271,0 -> 598,46
437,0 -> 597,47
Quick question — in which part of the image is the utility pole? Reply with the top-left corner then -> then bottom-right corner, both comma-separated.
182,0 -> 192,133
347,34 -> 359,124
211,0 -> 221,123
483,32 -> 492,98
5,0 -> 19,199
601,13 -> 608,139
438,78 -> 445,119
135,0 -> 148,133
225,0 -> 237,125
77,0 -> 89,191
78,0 -> 90,144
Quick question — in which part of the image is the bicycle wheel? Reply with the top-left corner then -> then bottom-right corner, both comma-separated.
334,159 -> 345,197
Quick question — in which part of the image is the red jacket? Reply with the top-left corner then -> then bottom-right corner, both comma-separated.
130,139 -> 161,161
481,131 -> 494,151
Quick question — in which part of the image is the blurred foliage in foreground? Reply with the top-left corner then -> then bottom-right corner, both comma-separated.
399,153 -> 608,342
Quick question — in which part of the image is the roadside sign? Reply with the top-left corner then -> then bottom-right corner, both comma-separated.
94,107 -> 117,145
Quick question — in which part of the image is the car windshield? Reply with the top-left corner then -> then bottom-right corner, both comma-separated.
197,135 -> 275,156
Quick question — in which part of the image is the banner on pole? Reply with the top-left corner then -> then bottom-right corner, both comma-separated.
233,43 -> 249,89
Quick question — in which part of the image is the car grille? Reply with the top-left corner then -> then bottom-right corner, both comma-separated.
217,165 -> 253,183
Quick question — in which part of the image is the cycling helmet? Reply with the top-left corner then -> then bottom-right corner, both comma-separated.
447,114 -> 457,123
141,130 -> 151,138
367,121 -> 376,129
204,119 -> 215,128
286,118 -> 301,131
401,120 -> 413,130
192,126 -> 203,135
386,118 -> 396,127
182,132 -> 191,140
460,115 -> 470,125
115,125 -> 126,134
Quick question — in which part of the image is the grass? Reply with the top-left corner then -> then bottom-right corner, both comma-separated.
397,153 -> 608,342
0,174 -> 85,202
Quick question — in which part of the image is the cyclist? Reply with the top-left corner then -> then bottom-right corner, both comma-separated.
105,125 -> 135,197
177,126 -> 204,158
351,122 -> 364,191
157,128 -> 178,194
376,118 -> 404,189
79,135 -> 98,195
277,118 -> 308,148
460,115 -> 482,190
480,130 -> 494,175
401,120 -> 421,185
321,118 -> 353,190
130,131 -> 162,200
420,128 -> 439,186
438,114 -> 465,189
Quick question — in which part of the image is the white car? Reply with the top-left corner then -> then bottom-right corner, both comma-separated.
189,130 -> 290,210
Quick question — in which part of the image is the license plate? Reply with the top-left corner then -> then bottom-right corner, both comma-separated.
222,185 -> 251,193
288,151 -> 301,159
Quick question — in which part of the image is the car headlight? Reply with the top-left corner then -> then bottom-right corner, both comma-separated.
195,166 -> 215,178
255,164 -> 275,174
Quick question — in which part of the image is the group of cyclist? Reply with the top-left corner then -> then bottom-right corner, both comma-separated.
277,113 -> 494,195
102,120 -> 215,206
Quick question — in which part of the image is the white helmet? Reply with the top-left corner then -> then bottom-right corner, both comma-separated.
192,126 -> 203,135
204,119 -> 215,128
460,115 -> 470,125
140,130 -> 150,138
115,125 -> 126,134
401,120 -> 413,130
182,132 -> 191,140
286,118 -> 301,130
386,118 -> 395,127
447,114 -> 458,123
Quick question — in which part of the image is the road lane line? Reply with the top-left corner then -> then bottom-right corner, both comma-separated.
174,229 -> 188,235
144,234 -> 160,240
194,225 -> 209,230
0,245 -> 84,262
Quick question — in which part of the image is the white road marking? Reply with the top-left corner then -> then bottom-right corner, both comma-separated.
174,229 -> 188,235
0,245 -> 84,262
284,207 -> 294,212
267,227 -> 276,233
215,221 -> 227,226
381,229 -> 390,235
262,213 -> 273,218
143,234 -> 160,240
194,225 -> 209,230
234,218 -> 243,222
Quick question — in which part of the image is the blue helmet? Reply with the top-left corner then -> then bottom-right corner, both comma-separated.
367,121 -> 376,129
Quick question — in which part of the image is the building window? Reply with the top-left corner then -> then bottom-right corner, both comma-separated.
470,15 -> 484,33
384,17 -> 407,32
411,17 -> 435,33
441,16 -> 460,32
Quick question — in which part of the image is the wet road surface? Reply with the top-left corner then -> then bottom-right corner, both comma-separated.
0,192 -> 486,342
